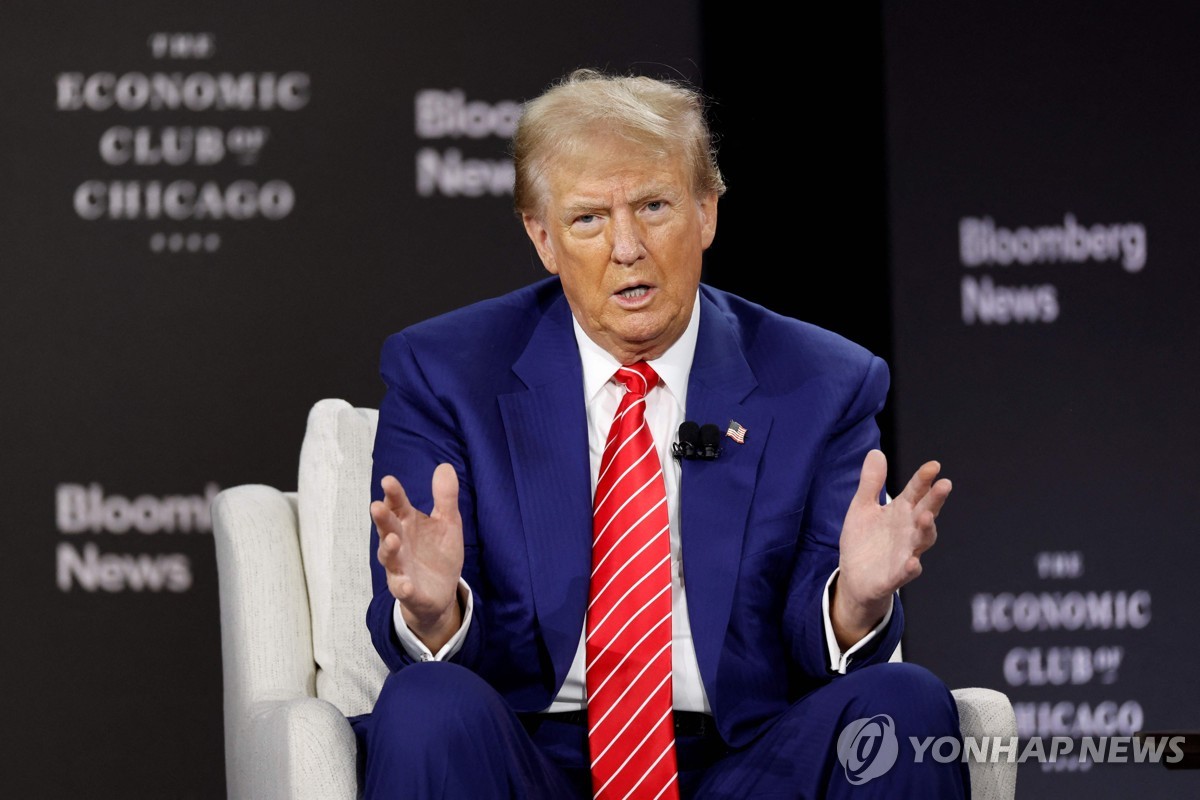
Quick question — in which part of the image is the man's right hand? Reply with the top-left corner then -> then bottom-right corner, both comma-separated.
371,463 -> 465,653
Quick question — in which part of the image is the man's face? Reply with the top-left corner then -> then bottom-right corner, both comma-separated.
522,134 -> 718,364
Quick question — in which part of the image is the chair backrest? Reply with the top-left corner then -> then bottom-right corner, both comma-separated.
296,398 -> 388,716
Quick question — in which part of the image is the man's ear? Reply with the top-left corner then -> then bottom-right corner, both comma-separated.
522,213 -> 559,275
698,193 -> 718,250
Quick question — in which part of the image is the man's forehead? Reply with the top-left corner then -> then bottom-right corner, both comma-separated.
545,146 -> 691,206
558,176 -> 683,205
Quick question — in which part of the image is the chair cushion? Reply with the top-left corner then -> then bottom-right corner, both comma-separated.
297,399 -> 388,716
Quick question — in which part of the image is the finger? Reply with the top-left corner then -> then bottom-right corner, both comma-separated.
915,477 -> 953,519
430,463 -> 461,522
902,555 -> 924,584
380,474 -> 414,515
375,525 -> 401,567
370,495 -> 408,535
898,460 -> 941,505
391,575 -> 413,602
370,499 -> 395,534
851,449 -> 888,507
911,513 -> 938,556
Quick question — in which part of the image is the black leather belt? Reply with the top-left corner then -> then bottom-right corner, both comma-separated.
529,709 -> 716,738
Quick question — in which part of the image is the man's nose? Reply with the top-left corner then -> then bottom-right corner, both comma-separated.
610,212 -> 645,265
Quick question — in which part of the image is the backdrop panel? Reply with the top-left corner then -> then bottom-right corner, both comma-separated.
885,1 -> 1200,795
0,2 -> 701,795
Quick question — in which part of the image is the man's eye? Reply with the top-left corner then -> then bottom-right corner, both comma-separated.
645,200 -> 665,212
575,214 -> 597,225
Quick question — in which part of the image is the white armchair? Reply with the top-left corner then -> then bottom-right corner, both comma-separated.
214,398 -> 1018,799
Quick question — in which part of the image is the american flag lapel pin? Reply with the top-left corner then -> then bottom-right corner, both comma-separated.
725,419 -> 747,444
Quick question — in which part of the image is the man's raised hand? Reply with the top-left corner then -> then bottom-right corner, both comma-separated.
371,463 -> 465,651
832,449 -> 951,646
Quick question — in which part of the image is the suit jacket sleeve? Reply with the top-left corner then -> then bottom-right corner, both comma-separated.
366,331 -> 486,673
784,354 -> 904,680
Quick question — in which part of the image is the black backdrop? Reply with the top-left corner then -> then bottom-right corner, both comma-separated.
702,1 -> 894,423
885,1 -> 1200,796
1,2 -> 705,796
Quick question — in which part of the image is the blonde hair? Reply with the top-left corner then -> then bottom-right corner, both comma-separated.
512,69 -> 726,217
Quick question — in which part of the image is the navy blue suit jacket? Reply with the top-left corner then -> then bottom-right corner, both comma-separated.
367,277 -> 903,748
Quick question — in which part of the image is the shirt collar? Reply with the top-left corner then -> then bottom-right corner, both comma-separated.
572,290 -> 701,412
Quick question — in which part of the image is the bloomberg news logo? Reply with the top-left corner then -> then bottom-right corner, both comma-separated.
835,714 -> 1184,786
414,89 -> 518,198
54,482 -> 219,593
956,212 -> 1147,325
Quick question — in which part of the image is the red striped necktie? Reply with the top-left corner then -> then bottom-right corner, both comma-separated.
586,361 -> 680,800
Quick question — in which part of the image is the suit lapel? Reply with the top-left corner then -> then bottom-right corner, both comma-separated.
681,290 -> 772,698
498,293 -> 592,691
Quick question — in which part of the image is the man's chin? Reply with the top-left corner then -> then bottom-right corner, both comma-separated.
603,324 -> 679,361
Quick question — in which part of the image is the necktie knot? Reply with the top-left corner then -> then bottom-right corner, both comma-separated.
613,362 -> 659,397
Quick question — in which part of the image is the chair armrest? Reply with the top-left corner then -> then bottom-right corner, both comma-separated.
214,485 -> 327,798
951,687 -> 1018,800
214,485 -> 315,703
239,697 -> 359,800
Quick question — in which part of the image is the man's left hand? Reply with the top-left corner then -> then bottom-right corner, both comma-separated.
832,449 -> 951,647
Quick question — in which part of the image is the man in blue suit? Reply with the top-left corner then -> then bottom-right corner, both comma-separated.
360,70 -> 968,798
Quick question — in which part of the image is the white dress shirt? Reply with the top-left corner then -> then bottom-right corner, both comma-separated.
392,292 -> 893,711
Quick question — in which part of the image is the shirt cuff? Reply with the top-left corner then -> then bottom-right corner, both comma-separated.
822,568 -> 895,674
393,578 -> 473,662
